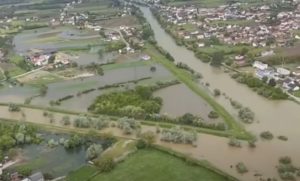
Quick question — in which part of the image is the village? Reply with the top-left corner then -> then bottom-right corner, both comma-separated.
148,0 -> 300,99
152,0 -> 300,48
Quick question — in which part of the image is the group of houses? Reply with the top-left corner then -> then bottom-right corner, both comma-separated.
154,1 -> 300,48
253,61 -> 300,92
25,49 -> 71,68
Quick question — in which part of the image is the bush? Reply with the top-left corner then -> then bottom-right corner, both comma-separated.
238,107 -> 255,124
16,166 -> 32,177
278,135 -> 288,141
208,111 -> 219,119
117,117 -> 140,135
136,139 -> 147,149
279,156 -> 292,165
160,127 -> 197,144
260,131 -> 274,140
86,144 -> 103,160
95,157 -> 115,172
61,116 -> 71,126
213,89 -> 221,96
228,137 -> 241,147
139,131 -> 156,147
89,86 -> 162,119
236,162 -> 248,174
8,104 -> 20,112
248,139 -> 256,148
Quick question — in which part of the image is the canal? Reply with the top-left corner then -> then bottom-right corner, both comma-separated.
139,6 -> 300,180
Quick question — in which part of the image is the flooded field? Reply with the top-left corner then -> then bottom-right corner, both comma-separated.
0,85 -> 39,104
32,64 -> 174,109
154,84 -> 223,123
13,26 -> 102,53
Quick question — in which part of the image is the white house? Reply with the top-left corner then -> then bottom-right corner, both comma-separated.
253,61 -> 268,70
141,54 -> 151,61
277,67 -> 290,76
197,43 -> 205,47
261,50 -> 274,57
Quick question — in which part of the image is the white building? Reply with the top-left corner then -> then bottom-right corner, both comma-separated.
277,67 -> 290,76
253,61 -> 268,70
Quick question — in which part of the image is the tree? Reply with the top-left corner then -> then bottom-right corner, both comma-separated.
16,166 -> 32,177
61,116 -> 71,126
39,84 -> 48,96
262,76 -> 268,83
240,47 -> 249,56
208,111 -> 219,119
8,103 -> 20,112
0,135 -> 16,150
98,49 -> 104,59
139,131 -> 156,147
236,162 -> 248,174
86,144 -> 103,160
150,66 -> 156,72
136,86 -> 152,99
268,78 -> 276,87
213,89 -> 221,96
4,70 -> 9,79
179,113 -> 195,125
95,157 -> 115,172
260,131 -> 274,140
210,51 -> 224,67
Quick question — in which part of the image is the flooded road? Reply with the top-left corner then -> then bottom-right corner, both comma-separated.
139,6 -> 300,180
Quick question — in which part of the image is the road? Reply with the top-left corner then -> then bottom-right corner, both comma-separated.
0,160 -> 19,175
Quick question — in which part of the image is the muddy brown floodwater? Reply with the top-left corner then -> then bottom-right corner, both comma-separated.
139,6 -> 300,180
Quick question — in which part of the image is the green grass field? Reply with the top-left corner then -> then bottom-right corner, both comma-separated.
67,149 -> 230,181
67,166 -> 99,181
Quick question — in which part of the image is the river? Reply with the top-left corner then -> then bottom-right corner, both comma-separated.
139,6 -> 300,181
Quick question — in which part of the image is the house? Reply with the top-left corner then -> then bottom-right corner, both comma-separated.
28,172 -> 44,181
261,50 -> 274,57
253,61 -> 268,70
255,69 -> 271,79
141,54 -> 151,61
283,78 -> 299,91
55,52 -> 70,65
197,43 -> 205,47
21,172 -> 44,181
277,67 -> 290,76
29,54 -> 50,66
234,55 -> 244,61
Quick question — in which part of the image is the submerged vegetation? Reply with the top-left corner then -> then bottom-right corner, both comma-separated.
89,86 -> 163,119
231,73 -> 288,100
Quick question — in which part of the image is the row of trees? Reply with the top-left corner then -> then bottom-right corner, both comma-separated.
146,113 -> 226,131
117,117 -> 141,135
73,115 -> 109,130
160,127 -> 198,145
